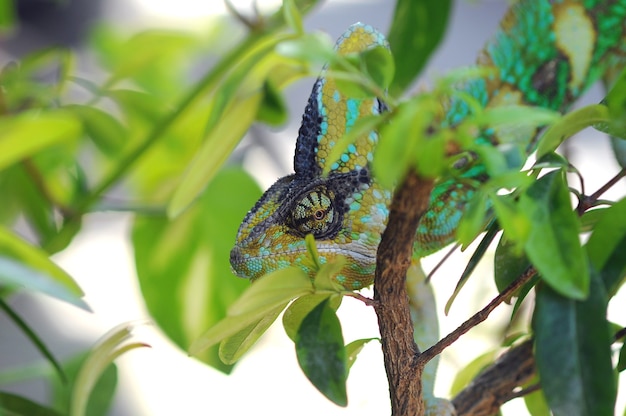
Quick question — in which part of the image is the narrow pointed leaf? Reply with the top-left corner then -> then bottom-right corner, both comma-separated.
0,392 -> 61,416
345,338 -> 377,371
519,171 -> 588,299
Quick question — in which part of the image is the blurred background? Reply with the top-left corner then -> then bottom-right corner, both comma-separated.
1,0 -> 625,414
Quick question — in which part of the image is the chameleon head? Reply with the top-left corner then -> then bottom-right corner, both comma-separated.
230,23 -> 391,290
229,169 -> 390,289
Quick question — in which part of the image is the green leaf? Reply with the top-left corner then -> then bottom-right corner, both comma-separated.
455,189 -> 489,249
523,376 -> 551,416
167,93 -> 262,217
227,267 -> 313,316
50,354 -> 117,416
282,293 -> 340,341
296,298 -> 347,406
361,45 -> 395,91
70,322 -> 149,416
0,0 -> 15,30
0,226 -> 86,309
610,136 -> 626,168
0,392 -> 61,416
533,274 -> 615,416
494,235 -> 531,293
519,171 -> 589,299
345,338 -> 377,371
445,222 -> 499,314
490,193 -> 531,246
618,341 -> 626,372
282,0 -> 304,34
585,197 -> 626,296
0,110 -> 82,172
189,302 -> 289,358
275,32 -> 335,63
537,104 -> 610,158
387,0 -> 451,95
134,167 -> 262,372
219,304 -> 284,364
597,67 -> 626,139
449,350 -> 497,396
256,79 -> 288,126
313,257 -> 347,292
66,104 -> 126,156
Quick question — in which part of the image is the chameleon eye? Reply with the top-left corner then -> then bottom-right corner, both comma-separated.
290,187 -> 338,238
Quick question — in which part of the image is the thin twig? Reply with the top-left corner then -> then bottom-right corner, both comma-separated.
577,167 -> 626,213
615,326 -> 626,342
419,266 -> 537,363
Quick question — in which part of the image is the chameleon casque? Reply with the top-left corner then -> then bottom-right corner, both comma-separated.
230,0 -> 626,290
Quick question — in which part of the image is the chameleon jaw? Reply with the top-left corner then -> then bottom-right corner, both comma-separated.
229,243 -> 377,289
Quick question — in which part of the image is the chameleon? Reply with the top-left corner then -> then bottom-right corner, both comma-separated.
230,0 -> 626,290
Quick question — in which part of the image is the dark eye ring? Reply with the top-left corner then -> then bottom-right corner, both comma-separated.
313,209 -> 326,220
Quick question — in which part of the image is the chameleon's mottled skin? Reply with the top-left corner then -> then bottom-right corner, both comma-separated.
230,0 -> 626,289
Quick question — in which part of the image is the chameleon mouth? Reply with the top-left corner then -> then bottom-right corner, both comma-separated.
229,245 -> 376,272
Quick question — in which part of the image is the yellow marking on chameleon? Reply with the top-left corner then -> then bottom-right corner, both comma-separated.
554,2 -> 594,91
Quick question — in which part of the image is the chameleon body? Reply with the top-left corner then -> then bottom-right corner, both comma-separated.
230,0 -> 626,290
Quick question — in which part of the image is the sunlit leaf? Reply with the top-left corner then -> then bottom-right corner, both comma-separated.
70,322 -> 150,416
585,197 -> 626,296
537,104 -> 610,158
282,0 -> 304,34
228,267 -> 313,316
523,375 -> 551,416
455,189 -> 489,249
50,354 -> 117,416
519,171 -> 588,299
66,104 -> 126,156
134,167 -> 261,372
0,110 -> 81,172
0,227 -> 86,309
282,293 -> 340,341
167,93 -> 262,217
361,45 -> 395,91
449,350 -> 497,396
387,0 -> 451,95
219,304 -> 284,364
345,338 -> 377,371
296,298 -> 347,406
533,274 -> 615,416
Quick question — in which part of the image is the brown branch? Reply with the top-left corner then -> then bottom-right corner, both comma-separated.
419,266 -> 537,363
373,170 -> 435,416
452,340 -> 536,415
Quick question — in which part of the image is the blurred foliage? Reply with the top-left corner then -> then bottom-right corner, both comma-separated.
0,0 -> 625,415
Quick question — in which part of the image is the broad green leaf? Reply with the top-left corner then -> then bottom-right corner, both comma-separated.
296,298 -> 347,406
134,167 -> 261,373
473,106 -> 559,134
537,104 -> 610,158
345,338 -> 377,371
283,293 -> 341,341
66,104 -> 126,156
167,93 -> 262,217
494,235 -> 531,293
361,45 -> 395,91
0,110 -> 81,172
585,197 -> 626,296
0,297 -> 66,384
490,194 -> 530,247
228,267 -> 313,316
70,322 -> 149,416
0,392 -> 61,416
519,171 -> 589,299
0,226 -> 86,309
449,350 -> 497,396
387,0 -> 451,95
219,304 -> 284,364
189,302 -> 288,357
597,67 -> 626,139
533,274 -> 615,416
50,354 -> 117,416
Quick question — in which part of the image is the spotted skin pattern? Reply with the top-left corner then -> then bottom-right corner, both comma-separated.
231,0 -> 626,290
